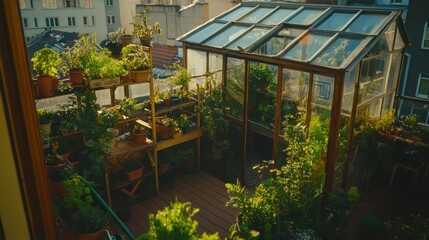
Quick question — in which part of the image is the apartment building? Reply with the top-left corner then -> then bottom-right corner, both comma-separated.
19,0 -> 110,44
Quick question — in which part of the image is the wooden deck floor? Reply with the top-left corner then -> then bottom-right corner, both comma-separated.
112,171 -> 237,238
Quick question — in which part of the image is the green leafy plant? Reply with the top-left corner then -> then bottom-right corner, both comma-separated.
37,108 -> 53,124
121,44 -> 150,71
99,107 -> 122,128
138,199 -> 220,240
385,214 -> 429,240
120,97 -> 140,111
161,117 -> 177,129
31,47 -> 62,76
168,62 -> 192,97
401,114 -> 418,132
67,205 -> 109,234
63,174 -> 93,211
176,114 -> 190,131
61,33 -> 98,72
133,125 -> 147,134
131,7 -> 162,39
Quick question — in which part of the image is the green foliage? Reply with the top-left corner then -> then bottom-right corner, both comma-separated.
99,107 -> 121,128
121,44 -> 150,71
31,47 -> 62,76
61,33 -> 98,72
401,114 -> 418,132
138,199 -> 220,240
63,174 -> 93,211
373,110 -> 395,133
177,114 -> 190,131
168,62 -> 192,97
131,7 -> 162,39
37,108 -> 53,124
347,186 -> 359,205
385,214 -> 429,240
361,214 -> 384,232
123,156 -> 142,172
67,205 -> 109,234
249,64 -> 275,91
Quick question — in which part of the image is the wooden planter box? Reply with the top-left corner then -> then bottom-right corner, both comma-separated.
126,108 -> 143,118
131,70 -> 149,83
88,77 -> 120,88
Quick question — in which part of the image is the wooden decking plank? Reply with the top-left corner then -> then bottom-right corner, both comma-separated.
180,176 -> 230,203
176,178 -> 236,219
192,172 -> 232,198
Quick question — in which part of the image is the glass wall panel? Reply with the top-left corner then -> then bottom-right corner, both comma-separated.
255,28 -> 304,55
220,6 -> 253,21
205,25 -> 249,47
288,9 -> 325,25
280,69 -> 309,134
227,27 -> 270,50
283,33 -> 333,61
342,67 -> 358,115
387,51 -> 401,90
368,22 -> 394,55
313,37 -> 362,68
345,13 -> 387,34
238,7 -> 273,23
248,62 -> 277,129
187,49 -> 207,89
209,53 -> 223,85
226,57 -> 245,120
394,26 -> 405,50
316,12 -> 357,31
185,22 -> 225,43
382,93 -> 394,113
261,8 -> 296,25
358,55 -> 389,105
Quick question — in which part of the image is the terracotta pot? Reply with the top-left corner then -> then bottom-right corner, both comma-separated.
37,75 -> 54,97
164,98 -> 171,106
119,35 -> 134,46
156,125 -> 172,139
125,167 -> 143,181
69,69 -> 84,85
131,70 -> 149,82
52,77 -> 59,92
139,37 -> 151,47
120,73 -> 131,83
131,132 -> 147,143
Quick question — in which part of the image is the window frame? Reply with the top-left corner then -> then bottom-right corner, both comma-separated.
34,18 -> 38,27
67,16 -> 76,26
390,0 -> 402,4
416,73 -> 429,98
23,18 -> 28,28
107,15 -> 115,25
106,0 -> 113,6
421,22 -> 429,49
45,17 -> 59,27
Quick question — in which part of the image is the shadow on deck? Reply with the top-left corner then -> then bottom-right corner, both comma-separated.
112,171 -> 237,238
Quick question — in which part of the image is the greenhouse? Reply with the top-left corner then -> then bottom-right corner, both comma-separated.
179,2 -> 408,193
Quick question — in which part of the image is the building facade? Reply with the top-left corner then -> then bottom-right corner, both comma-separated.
19,0 -> 108,44
104,0 -> 122,33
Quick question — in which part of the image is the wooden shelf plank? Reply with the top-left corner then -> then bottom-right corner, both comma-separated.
106,139 -> 155,160
157,129 -> 202,151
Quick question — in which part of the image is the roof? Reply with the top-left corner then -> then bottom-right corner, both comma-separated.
152,44 -> 179,69
178,2 -> 407,70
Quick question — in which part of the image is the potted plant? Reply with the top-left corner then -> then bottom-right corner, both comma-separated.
249,63 -> 275,93
131,124 -> 148,144
120,97 -> 143,117
121,44 -> 151,82
99,107 -> 122,138
85,48 -> 124,88
157,117 -> 177,140
177,113 -> 190,134
123,156 -> 144,181
104,28 -> 124,56
131,7 -> 161,47
168,62 -> 192,98
31,47 -> 62,97
37,108 -> 53,137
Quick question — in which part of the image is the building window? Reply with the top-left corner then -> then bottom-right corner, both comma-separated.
106,0 -> 113,6
67,17 -> 76,26
86,0 -> 93,8
416,73 -> 429,98
107,15 -> 115,24
83,16 -> 94,25
45,17 -> 59,27
65,0 -> 78,8
43,0 -> 57,8
34,18 -> 38,27
422,22 -> 429,49
390,0 -> 402,3
30,0 -> 34,8
23,18 -> 28,28
19,0 -> 26,9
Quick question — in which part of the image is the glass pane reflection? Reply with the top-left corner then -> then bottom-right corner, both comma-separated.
239,7 -> 273,23
283,33 -> 332,61
185,22 -> 225,43
220,6 -> 253,21
313,37 -> 362,67
288,9 -> 325,25
205,25 -> 249,47
345,14 -> 387,34
261,8 -> 296,25
227,27 -> 270,49
317,12 -> 356,31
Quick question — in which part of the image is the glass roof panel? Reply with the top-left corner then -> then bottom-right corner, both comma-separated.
254,28 -> 304,55
184,22 -> 225,43
287,9 -> 325,25
316,12 -> 356,31
227,27 -> 270,49
205,25 -> 249,47
313,37 -> 363,67
282,33 -> 332,60
219,6 -> 254,21
345,13 -> 388,34
238,7 -> 274,23
260,8 -> 296,25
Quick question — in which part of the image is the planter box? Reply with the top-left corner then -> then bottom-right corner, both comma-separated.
126,108 -> 143,118
88,77 -> 120,88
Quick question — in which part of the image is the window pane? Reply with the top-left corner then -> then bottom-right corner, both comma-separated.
184,22 -> 225,43
238,7 -> 273,23
313,37 -> 362,68
394,25 -> 405,50
368,22 -> 395,54
288,9 -> 325,25
205,25 -> 248,47
342,67 -> 358,114
209,53 -> 223,84
358,55 -> 389,105
345,14 -> 388,34
317,12 -> 356,31
418,75 -> 429,97
255,28 -> 304,55
261,8 -> 296,25
226,58 -> 245,120
282,33 -> 332,61
187,49 -> 206,89
220,6 -> 253,21
227,27 -> 269,49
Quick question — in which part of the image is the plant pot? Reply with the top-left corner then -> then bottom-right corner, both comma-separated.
119,35 -> 134,46
156,125 -> 173,140
37,75 -> 54,97
69,69 -> 85,85
105,42 -> 123,56
52,77 -> 59,92
173,130 -> 182,138
39,122 -> 52,137
170,96 -> 181,106
131,70 -> 149,82
158,163 -> 171,173
164,98 -> 171,106
50,180 -> 68,199
131,132 -> 147,143
139,37 -> 151,47
120,73 -> 131,83
125,167 -> 143,181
